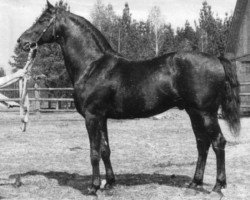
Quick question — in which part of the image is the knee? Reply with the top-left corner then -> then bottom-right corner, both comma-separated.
212,134 -> 227,149
101,145 -> 110,159
203,116 -> 220,136
196,138 -> 210,153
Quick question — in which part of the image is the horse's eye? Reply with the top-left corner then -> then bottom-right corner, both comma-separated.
39,19 -> 46,23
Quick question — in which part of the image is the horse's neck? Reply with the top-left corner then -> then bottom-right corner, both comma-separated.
58,13 -> 112,84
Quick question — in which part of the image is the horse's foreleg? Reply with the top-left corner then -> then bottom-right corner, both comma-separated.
100,120 -> 115,188
187,109 -> 211,187
85,112 -> 103,195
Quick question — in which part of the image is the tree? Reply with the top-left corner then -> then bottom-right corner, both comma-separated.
136,21 -> 154,59
122,2 -> 131,33
183,21 -> 198,48
90,0 -> 119,51
198,1 -> 215,53
214,13 -> 232,56
120,2 -> 133,57
9,45 -> 28,72
90,0 -> 106,31
159,24 -> 175,54
0,67 -> 5,77
148,6 -> 165,56
196,1 -> 232,56
175,21 -> 198,51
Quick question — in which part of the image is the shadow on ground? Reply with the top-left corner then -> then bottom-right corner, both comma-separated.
8,171 -> 210,195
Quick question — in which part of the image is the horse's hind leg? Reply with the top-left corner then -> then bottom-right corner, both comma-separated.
201,112 -> 227,192
100,119 -> 115,188
210,121 -> 227,192
186,108 -> 211,187
187,108 -> 227,193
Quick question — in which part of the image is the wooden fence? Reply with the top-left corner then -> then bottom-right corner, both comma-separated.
239,82 -> 250,111
1,82 -> 250,113
0,84 -> 75,112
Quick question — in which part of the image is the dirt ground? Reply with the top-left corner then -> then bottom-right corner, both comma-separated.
0,109 -> 249,200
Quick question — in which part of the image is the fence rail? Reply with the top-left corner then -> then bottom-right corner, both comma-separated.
0,88 -> 74,92
239,82 -> 250,86
1,82 -> 250,113
0,85 -> 75,112
0,98 -> 74,102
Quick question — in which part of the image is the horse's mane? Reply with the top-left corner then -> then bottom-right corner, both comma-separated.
68,12 -> 115,53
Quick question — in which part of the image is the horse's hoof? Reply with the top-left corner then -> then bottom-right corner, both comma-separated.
188,181 -> 201,188
12,176 -> 22,188
188,182 -> 196,188
87,187 -> 98,196
212,182 -> 227,193
104,182 -> 115,190
103,178 -> 115,190
87,185 -> 100,196
209,191 -> 224,199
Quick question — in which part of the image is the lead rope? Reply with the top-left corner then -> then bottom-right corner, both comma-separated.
19,46 -> 37,132
18,16 -> 55,132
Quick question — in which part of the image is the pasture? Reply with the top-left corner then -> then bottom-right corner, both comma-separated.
0,110 -> 249,199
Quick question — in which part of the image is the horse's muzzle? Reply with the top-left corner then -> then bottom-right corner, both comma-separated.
17,38 -> 37,52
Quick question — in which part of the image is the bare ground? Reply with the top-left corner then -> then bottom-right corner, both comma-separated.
0,110 -> 249,200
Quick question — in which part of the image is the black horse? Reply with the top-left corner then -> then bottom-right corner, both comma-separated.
17,1 -> 240,195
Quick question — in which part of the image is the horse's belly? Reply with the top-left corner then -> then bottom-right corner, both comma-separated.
109,90 -> 177,119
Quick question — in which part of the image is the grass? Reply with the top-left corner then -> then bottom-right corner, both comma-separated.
0,110 -> 249,199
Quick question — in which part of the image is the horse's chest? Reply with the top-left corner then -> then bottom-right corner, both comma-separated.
74,85 -> 93,103
74,82 -> 114,113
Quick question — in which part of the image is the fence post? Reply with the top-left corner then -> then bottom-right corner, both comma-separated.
34,83 -> 40,113
55,100 -> 59,111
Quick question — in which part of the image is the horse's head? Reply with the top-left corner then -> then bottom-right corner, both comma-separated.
17,1 -> 58,51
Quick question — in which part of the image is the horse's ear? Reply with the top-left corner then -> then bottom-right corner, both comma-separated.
46,0 -> 54,10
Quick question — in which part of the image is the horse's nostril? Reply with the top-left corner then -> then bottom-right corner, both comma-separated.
30,43 -> 37,49
17,38 -> 21,43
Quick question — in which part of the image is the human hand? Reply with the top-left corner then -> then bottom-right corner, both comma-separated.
15,68 -> 27,78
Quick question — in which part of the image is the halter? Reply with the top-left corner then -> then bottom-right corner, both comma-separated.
30,15 -> 56,48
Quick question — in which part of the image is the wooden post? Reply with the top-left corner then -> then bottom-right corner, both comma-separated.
34,83 -> 40,113
48,93 -> 52,109
55,101 -> 59,110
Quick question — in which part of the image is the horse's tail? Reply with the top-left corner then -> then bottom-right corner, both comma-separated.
219,56 -> 241,136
